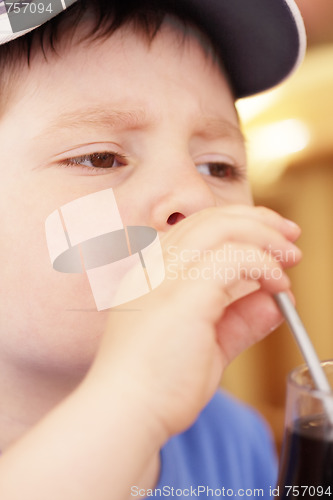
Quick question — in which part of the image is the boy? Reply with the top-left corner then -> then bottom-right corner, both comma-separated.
0,1 -> 305,499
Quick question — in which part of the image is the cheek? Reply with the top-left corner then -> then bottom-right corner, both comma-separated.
0,192 -> 109,376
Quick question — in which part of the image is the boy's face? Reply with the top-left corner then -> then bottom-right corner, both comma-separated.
0,20 -> 251,378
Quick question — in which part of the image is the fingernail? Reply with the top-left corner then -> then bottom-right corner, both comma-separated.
269,319 -> 284,333
284,218 -> 301,231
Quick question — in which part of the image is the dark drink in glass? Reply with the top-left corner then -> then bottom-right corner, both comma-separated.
277,361 -> 333,499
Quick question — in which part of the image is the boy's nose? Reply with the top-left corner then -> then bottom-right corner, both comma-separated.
147,166 -> 217,232
166,212 -> 186,225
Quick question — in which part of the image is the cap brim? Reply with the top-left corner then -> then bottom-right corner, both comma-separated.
0,0 -> 306,98
187,0 -> 306,98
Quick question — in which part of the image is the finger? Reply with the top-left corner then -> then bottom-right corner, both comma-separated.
164,228 -> 301,274
215,289 -> 284,365
218,205 -> 301,242
167,205 -> 301,244
216,243 -> 291,295
165,217 -> 301,259
168,242 -> 291,296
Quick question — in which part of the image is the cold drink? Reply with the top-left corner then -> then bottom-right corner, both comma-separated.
277,415 -> 333,499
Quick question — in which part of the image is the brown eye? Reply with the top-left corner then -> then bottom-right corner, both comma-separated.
88,153 -> 119,169
63,151 -> 128,171
197,162 -> 240,180
208,163 -> 235,178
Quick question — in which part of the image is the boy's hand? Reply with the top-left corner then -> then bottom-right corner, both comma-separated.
91,206 -> 301,442
0,206 -> 300,500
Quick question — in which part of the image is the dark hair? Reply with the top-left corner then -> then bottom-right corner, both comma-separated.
0,0 -> 224,113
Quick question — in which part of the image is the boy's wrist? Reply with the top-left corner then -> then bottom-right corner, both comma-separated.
81,360 -> 169,449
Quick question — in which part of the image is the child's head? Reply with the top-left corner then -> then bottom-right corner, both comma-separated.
0,1 -> 305,382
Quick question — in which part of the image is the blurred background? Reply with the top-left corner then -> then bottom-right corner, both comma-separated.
222,0 -> 333,452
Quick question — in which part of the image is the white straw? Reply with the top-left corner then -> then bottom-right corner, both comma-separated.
274,292 -> 333,424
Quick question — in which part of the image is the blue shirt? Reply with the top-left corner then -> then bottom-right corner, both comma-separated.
137,391 -> 278,499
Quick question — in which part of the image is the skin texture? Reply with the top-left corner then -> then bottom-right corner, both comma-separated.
0,19 -> 301,500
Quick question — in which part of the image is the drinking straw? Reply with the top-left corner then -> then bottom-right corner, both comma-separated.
274,292 -> 332,395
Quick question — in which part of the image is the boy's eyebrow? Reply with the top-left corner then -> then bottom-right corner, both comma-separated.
38,106 -> 245,145
196,116 -> 246,144
40,107 -> 150,136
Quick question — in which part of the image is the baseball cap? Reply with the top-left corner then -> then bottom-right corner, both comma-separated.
0,0 -> 306,98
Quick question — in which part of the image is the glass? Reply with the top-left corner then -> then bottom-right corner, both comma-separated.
277,360 -> 333,499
